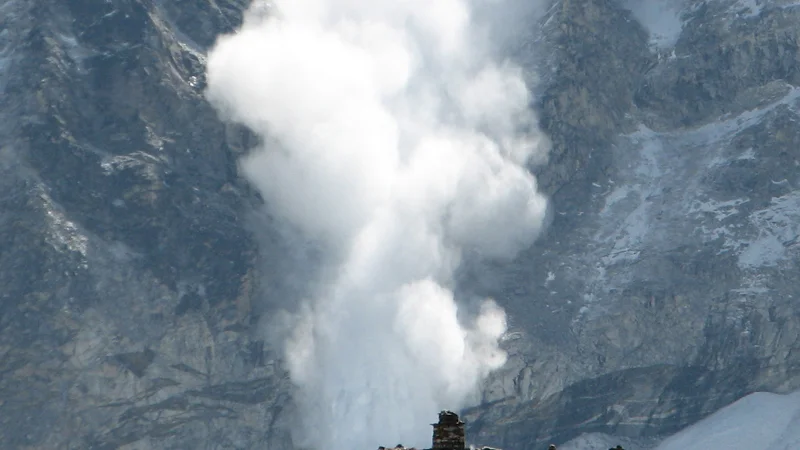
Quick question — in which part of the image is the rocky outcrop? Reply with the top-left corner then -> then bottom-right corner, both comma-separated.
534,0 -> 652,194
0,0 -> 293,448
635,0 -> 800,128
464,0 -> 800,448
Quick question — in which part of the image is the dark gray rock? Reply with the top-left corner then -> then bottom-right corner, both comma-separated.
0,0 -> 292,448
463,1 -> 800,448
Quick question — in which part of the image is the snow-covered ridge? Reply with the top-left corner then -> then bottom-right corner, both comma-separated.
560,390 -> 800,450
655,390 -> 800,450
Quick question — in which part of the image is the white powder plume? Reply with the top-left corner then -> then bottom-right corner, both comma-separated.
206,0 -> 550,448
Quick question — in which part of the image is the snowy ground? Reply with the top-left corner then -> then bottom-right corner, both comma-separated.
559,390 -> 800,450
655,391 -> 800,450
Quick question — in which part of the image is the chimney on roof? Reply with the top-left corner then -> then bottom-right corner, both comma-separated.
431,411 -> 465,450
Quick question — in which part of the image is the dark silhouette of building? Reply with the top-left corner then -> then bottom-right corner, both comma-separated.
377,413 -> 566,450
378,411 -> 493,450
432,411 -> 466,450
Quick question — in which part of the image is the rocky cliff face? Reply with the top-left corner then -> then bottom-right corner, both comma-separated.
0,0 -> 292,448
0,0 -> 798,449
463,0 -> 800,447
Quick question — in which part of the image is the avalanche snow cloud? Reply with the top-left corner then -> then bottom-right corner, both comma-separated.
206,0 -> 549,448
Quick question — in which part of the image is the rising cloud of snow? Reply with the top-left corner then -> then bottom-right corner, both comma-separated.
205,0 -> 549,448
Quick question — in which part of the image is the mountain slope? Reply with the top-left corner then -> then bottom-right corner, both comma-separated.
463,0 -> 800,446
0,0 -> 293,448
0,0 -> 799,449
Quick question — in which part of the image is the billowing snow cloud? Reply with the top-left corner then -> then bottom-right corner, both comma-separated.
206,0 -> 549,448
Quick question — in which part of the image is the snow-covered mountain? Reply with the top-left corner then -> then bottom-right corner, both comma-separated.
0,0 -> 798,448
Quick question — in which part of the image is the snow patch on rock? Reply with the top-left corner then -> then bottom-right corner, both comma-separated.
622,0 -> 686,49
575,85 -> 800,319
738,191 -> 800,268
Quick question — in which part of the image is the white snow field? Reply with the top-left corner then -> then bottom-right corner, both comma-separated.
655,391 -> 800,450
560,390 -> 800,450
